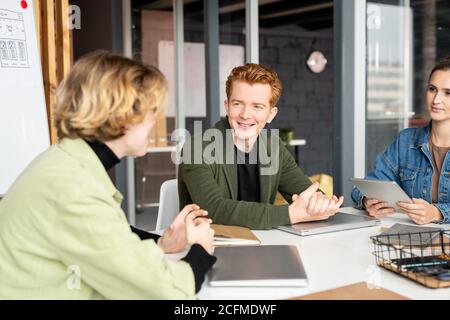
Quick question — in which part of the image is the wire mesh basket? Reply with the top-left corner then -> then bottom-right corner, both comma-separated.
371,230 -> 450,289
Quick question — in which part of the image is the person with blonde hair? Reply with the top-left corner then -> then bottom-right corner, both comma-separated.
178,63 -> 344,230
0,51 -> 216,299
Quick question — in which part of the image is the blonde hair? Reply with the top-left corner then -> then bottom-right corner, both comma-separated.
54,51 -> 167,141
225,63 -> 282,107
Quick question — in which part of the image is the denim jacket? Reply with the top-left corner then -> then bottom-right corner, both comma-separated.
351,123 -> 450,224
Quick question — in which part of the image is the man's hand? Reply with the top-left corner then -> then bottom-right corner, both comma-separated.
158,204 -> 209,253
288,182 -> 344,224
397,198 -> 443,225
363,198 -> 395,218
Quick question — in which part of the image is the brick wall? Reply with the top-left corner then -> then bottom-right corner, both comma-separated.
260,31 -> 334,176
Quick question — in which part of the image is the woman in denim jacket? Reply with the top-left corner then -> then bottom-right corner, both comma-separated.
352,56 -> 450,225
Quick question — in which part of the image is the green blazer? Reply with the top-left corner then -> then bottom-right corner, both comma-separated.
0,138 -> 195,300
178,118 -> 312,230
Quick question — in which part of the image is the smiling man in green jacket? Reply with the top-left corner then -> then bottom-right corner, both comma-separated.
178,64 -> 344,230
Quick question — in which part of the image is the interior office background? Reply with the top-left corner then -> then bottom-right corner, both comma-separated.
70,0 -> 450,230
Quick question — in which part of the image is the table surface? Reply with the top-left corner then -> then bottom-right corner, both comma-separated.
192,207 -> 450,300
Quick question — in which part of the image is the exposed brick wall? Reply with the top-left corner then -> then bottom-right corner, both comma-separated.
261,31 -> 334,176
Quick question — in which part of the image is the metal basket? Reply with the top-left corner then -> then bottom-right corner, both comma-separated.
371,230 -> 450,289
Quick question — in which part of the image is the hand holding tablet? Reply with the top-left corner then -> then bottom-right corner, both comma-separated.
351,178 -> 412,216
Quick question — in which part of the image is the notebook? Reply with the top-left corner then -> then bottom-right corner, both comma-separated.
208,245 -> 308,287
212,224 -> 261,247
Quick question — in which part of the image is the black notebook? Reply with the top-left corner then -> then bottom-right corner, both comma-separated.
208,245 -> 308,287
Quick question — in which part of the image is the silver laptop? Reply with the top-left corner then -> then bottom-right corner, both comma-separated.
276,213 -> 380,236
209,245 -> 308,287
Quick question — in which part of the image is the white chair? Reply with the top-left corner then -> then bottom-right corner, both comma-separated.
155,179 -> 179,231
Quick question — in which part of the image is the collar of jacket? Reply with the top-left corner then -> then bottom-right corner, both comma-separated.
410,122 -> 431,150
57,138 -> 124,204
212,117 -> 275,203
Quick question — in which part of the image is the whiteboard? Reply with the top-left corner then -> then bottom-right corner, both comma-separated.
158,41 -> 244,117
0,0 -> 49,196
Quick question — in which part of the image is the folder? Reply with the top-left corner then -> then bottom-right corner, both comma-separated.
378,223 -> 442,246
212,224 -> 261,247
292,282 -> 408,300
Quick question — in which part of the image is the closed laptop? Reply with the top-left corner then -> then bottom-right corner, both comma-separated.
208,245 -> 308,287
276,213 -> 380,236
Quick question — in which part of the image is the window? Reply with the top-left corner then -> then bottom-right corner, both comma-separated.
365,0 -> 450,172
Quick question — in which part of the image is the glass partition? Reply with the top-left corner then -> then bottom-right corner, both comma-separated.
365,0 -> 450,172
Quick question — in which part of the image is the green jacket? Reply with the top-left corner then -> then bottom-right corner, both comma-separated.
0,138 -> 195,300
178,118 -> 312,230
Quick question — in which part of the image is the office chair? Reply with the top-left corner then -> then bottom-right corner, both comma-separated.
155,179 -> 179,231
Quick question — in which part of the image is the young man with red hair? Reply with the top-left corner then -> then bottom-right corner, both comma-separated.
178,64 -> 344,230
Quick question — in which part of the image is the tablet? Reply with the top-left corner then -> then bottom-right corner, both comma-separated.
351,178 -> 412,210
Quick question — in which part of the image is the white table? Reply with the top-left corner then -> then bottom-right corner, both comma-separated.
289,139 -> 306,147
196,207 -> 450,300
